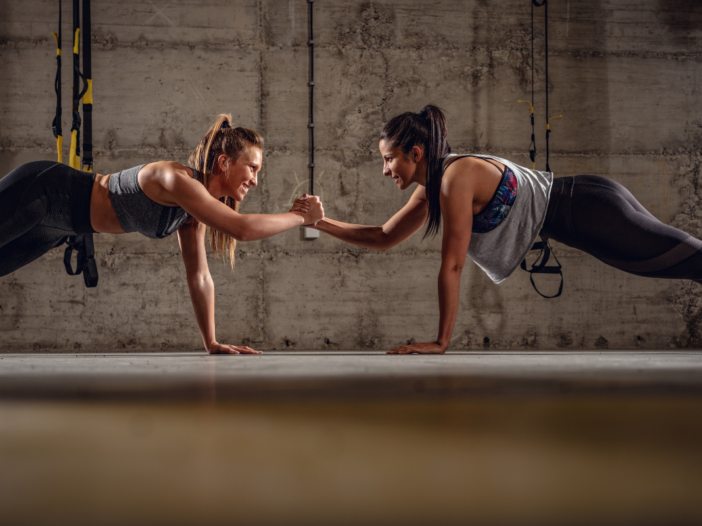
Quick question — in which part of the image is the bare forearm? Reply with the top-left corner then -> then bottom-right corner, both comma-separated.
436,263 -> 463,350
187,274 -> 217,350
314,218 -> 389,250
235,212 -> 305,241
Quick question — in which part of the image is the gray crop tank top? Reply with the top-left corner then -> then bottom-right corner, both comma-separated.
442,154 -> 553,284
108,164 -> 201,239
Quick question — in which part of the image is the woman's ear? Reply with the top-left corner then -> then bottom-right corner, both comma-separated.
412,145 -> 423,163
217,153 -> 229,173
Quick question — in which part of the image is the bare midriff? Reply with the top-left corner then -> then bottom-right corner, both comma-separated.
90,174 -> 126,234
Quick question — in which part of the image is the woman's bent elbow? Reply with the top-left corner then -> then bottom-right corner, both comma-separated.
441,262 -> 464,273
187,272 -> 213,289
226,227 -> 251,242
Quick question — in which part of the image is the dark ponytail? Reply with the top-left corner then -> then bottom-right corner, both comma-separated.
379,104 -> 450,238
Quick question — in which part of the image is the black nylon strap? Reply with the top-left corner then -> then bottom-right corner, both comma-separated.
52,0 -> 62,146
63,235 -> 98,287
81,0 -> 93,171
520,238 -> 563,298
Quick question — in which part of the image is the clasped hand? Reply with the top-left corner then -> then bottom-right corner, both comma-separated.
290,194 -> 324,225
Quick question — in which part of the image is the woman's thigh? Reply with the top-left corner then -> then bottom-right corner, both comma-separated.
0,224 -> 68,277
545,175 -> 702,280
0,161 -> 60,249
569,175 -> 689,262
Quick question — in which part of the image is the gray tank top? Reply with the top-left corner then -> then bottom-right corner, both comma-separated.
108,164 -> 200,239
442,154 -> 553,283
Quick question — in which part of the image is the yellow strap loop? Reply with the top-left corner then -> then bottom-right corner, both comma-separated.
83,79 -> 93,105
51,32 -> 61,55
69,130 -> 80,169
517,100 -> 535,114
547,115 -> 562,130
56,135 -> 63,164
73,28 -> 80,55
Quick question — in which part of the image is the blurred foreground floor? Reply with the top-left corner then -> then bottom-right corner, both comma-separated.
1,351 -> 702,525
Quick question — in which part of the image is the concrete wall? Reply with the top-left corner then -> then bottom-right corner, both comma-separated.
1,0 -> 701,351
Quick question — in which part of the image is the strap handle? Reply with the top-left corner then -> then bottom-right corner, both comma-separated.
63,235 -> 99,288
520,238 -> 563,298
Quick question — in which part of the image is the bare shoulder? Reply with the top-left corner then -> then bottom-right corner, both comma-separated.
441,158 -> 479,194
140,161 -> 192,185
443,156 -> 488,177
138,161 -> 200,207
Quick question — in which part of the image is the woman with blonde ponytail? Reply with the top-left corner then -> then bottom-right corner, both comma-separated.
0,114 -> 323,354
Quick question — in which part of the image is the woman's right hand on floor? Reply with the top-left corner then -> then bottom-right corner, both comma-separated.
206,342 -> 262,355
387,341 -> 446,355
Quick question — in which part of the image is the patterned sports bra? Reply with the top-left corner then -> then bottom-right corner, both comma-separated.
445,155 -> 518,234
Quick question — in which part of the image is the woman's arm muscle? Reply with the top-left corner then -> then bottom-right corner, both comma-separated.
315,185 -> 429,251
177,219 -> 217,350
435,168 -> 473,348
388,164 -> 475,354
151,162 -> 307,241
177,219 -> 261,354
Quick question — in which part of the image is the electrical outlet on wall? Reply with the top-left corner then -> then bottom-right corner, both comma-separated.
303,227 -> 320,240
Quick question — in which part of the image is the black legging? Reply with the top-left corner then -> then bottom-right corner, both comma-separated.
2,164 -> 701,284
540,175 -> 702,282
0,161 -> 94,277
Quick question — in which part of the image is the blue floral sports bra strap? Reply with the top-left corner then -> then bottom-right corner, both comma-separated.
443,155 -> 518,234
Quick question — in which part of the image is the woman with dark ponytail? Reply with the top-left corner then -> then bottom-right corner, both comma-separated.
305,104 -> 702,354
0,114 -> 323,354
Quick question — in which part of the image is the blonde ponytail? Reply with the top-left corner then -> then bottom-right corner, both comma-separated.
189,114 -> 264,267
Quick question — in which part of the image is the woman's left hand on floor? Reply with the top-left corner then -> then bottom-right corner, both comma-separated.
387,341 -> 446,354
207,342 -> 262,355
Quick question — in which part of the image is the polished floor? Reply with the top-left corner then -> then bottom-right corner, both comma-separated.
1,351 -> 702,525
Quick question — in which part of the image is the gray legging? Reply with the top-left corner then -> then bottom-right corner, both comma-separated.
0,161 -> 95,277
540,175 -> 702,282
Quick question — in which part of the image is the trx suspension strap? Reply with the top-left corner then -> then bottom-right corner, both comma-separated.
51,0 -> 63,163
81,0 -> 93,174
60,0 -> 98,288
531,0 -> 562,173
517,100 -> 536,169
64,233 -> 98,288
68,0 -> 87,170
520,0 -> 563,298
517,0 -> 537,170
520,239 -> 563,299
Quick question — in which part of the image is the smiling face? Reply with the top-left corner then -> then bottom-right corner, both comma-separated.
379,139 -> 426,190
214,145 -> 262,201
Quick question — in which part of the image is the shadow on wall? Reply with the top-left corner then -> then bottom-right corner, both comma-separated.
657,0 -> 702,47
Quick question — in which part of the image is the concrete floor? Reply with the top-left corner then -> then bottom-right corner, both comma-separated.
2,351 -> 702,525
2,351 -> 702,399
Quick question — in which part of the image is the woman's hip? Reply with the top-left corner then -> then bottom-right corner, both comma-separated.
0,161 -> 95,234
